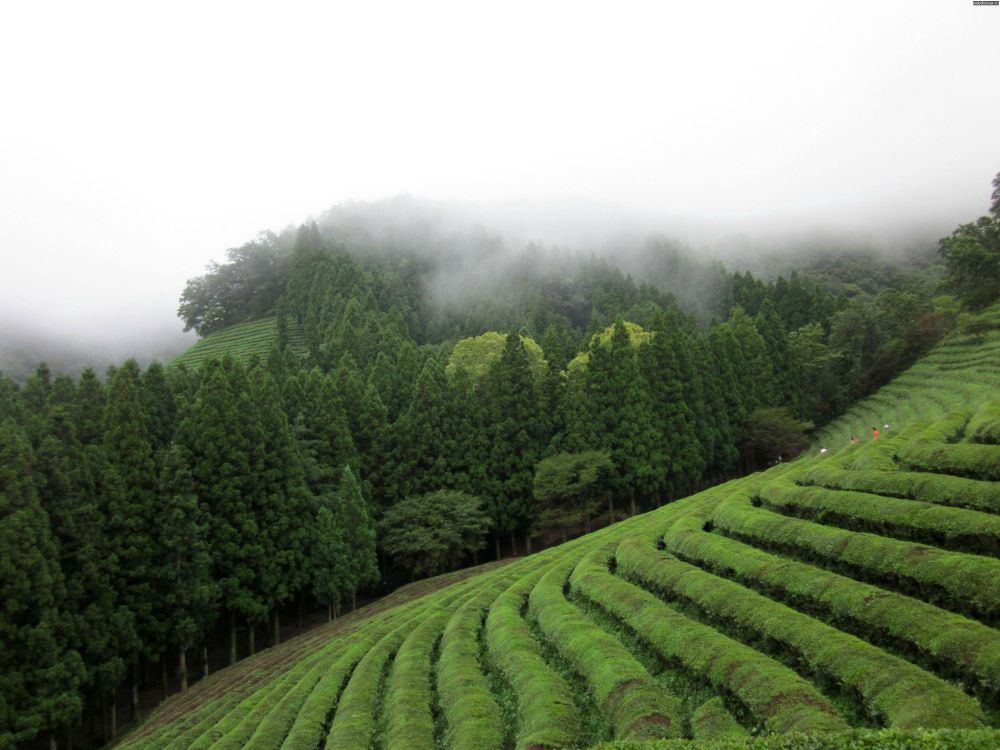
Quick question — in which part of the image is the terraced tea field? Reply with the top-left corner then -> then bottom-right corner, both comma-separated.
128,313 -> 1000,750
171,317 -> 307,368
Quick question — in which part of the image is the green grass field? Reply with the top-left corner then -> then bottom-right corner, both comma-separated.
170,317 -> 307,368
128,308 -> 1000,750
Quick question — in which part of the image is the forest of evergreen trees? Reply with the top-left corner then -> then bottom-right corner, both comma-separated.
4,196 -> 987,748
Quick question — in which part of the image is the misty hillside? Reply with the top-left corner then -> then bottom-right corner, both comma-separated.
4,176 -> 998,749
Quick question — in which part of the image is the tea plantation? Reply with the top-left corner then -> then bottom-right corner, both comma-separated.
124,313 -> 1000,750
171,317 -> 307,368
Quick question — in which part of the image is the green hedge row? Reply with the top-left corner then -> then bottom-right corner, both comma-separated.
323,611 -> 422,749
690,697 -> 745,741
894,412 -> 1000,481
529,545 -> 682,741
664,514 -> 1000,693
898,440 -> 1000,481
968,401 -> 1000,444
438,579 -> 508,750
279,613 -> 411,749
596,727 -> 1000,750
712,497 -> 1000,623
796,465 -> 1000,515
624,525 -> 983,728
244,636 -> 363,749
486,563 -> 581,750
757,479 -> 1000,556
384,608 -> 450,750
195,628 -> 355,750
142,620 -> 358,750
588,537 -> 847,734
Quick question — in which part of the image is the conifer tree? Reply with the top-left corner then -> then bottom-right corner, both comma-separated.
641,311 -> 700,499
142,362 -> 176,453
102,359 -> 161,714
0,419 -> 83,748
247,364 -> 311,643
74,368 -> 105,447
157,446 -> 218,692
485,334 -> 545,552
754,298 -> 795,408
357,380 -> 390,508
34,406 -> 130,729
175,359 -> 257,664
310,499 -> 348,620
335,466 -> 378,610
332,353 -> 365,438
392,359 -> 460,497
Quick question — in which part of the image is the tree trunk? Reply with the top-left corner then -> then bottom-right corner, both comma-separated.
50,732 -> 57,750
131,664 -> 139,722
161,655 -> 168,701
509,530 -> 517,556
65,727 -> 72,750
494,533 -> 501,560
248,621 -> 255,655
561,526 -> 567,543
629,497 -> 637,517
180,646 -> 188,693
351,591 -> 357,611
333,601 -> 338,620
273,610 -> 281,646
471,548 -> 478,566
327,602 -> 333,623
100,690 -> 110,745
101,692 -> 108,744
229,613 -> 237,665
608,496 -> 614,520
203,645 -> 210,678
524,531 -> 532,555
110,689 -> 117,739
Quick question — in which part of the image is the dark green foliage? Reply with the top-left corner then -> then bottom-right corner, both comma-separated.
485,333 -> 547,539
174,359 -> 262,624
0,420 -> 83,746
337,466 -> 379,604
939,173 -> 1000,311
533,450 -> 615,534
103,359 -> 163,660
34,407 -> 131,701
157,445 -> 219,658
178,232 -> 287,336
379,490 -> 490,578
738,408 -> 814,469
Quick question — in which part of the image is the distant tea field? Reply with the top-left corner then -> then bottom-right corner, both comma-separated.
126,311 -> 1000,750
170,317 -> 306,368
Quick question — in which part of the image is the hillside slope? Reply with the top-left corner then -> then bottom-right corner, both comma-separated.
170,317 -> 307,368
126,311 -> 1000,750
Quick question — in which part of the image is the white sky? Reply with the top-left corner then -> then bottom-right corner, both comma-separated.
1,0 -> 998,345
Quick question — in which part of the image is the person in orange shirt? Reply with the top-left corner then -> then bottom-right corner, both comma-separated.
872,426 -> 880,440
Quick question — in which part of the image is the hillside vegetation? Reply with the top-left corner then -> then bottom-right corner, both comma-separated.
5,183 -> 997,749
171,317 -> 306,368
120,313 -> 1000,749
